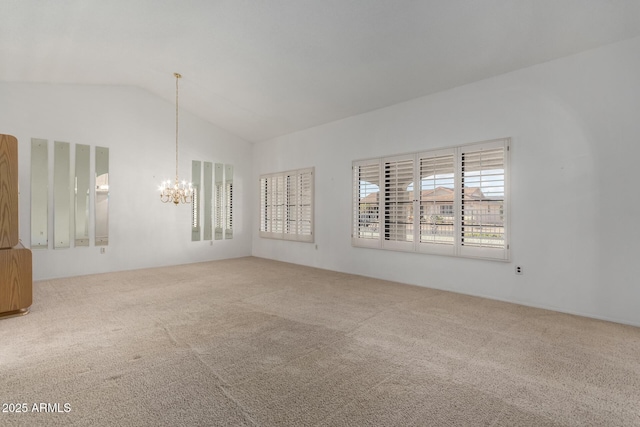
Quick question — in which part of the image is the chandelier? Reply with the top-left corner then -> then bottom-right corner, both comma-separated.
159,72 -> 193,205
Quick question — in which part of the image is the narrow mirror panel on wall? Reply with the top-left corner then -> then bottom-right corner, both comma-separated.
75,144 -> 90,246
191,160 -> 201,241
203,162 -> 213,241
95,146 -> 109,246
54,141 -> 71,249
214,163 -> 223,240
225,164 -> 233,239
30,139 -> 48,249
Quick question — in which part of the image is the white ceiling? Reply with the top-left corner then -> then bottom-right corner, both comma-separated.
2,0 -> 640,143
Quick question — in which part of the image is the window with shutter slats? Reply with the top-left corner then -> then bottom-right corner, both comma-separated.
352,160 -> 381,247
298,170 -> 313,238
418,149 -> 456,255
192,186 -> 199,229
460,141 -> 507,259
225,181 -> 233,234
215,182 -> 224,237
260,167 -> 314,242
286,174 -> 295,235
352,138 -> 509,261
383,156 -> 415,250
221,164 -> 233,239
260,177 -> 268,233
271,175 -> 284,234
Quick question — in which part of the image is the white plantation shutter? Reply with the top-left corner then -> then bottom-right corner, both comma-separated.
259,177 -> 269,234
460,139 -> 509,260
352,160 -> 382,248
259,174 -> 284,238
191,185 -> 199,230
352,138 -> 510,261
274,175 -> 285,234
215,180 -> 224,238
260,168 -> 314,241
297,169 -> 314,239
274,174 -> 285,234
225,180 -> 233,236
418,149 -> 456,256
382,155 -> 415,251
286,173 -> 297,237
283,169 -> 314,242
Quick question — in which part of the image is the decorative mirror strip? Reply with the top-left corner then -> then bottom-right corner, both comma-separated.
30,139 -> 48,249
75,144 -> 90,246
214,163 -> 223,240
95,146 -> 109,246
53,141 -> 71,249
191,160 -> 201,241
31,139 -> 110,250
191,161 -> 233,242
203,162 -> 213,241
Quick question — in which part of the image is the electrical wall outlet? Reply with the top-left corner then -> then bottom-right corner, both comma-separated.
515,265 -> 523,275
100,247 -> 106,254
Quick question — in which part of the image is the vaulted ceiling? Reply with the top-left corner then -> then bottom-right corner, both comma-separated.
2,0 -> 640,143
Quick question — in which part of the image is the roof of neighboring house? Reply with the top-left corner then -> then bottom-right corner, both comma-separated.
421,187 -> 485,202
361,187 -> 487,203
421,187 -> 455,202
361,192 -> 379,204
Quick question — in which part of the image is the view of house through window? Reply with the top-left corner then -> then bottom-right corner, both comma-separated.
352,138 -> 509,260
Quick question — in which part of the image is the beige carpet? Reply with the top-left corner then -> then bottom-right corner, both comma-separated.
1,257 -> 639,426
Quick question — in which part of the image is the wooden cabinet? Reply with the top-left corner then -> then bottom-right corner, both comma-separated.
0,134 -> 19,249
0,134 -> 32,318
0,242 -> 32,315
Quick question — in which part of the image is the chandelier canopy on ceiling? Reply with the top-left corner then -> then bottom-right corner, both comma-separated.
159,72 -> 193,205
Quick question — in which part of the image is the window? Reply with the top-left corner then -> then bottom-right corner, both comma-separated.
226,180 -> 233,231
439,205 -> 454,215
459,143 -> 506,258
383,155 -> 414,251
353,160 -> 380,246
419,149 -> 456,254
260,167 -> 314,242
352,138 -> 509,261
224,164 -> 234,238
192,187 -> 199,229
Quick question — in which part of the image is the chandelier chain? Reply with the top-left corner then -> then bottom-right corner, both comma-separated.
175,72 -> 180,182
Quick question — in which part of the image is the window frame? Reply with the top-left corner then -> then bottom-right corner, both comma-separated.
352,159 -> 383,249
382,153 -> 416,252
260,167 -> 314,242
417,147 -> 457,257
352,138 -> 510,261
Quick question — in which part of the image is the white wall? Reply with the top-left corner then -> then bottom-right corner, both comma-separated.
252,36 -> 640,327
0,83 -> 252,280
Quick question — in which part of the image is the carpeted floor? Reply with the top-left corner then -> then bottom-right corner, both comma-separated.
1,257 -> 639,426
